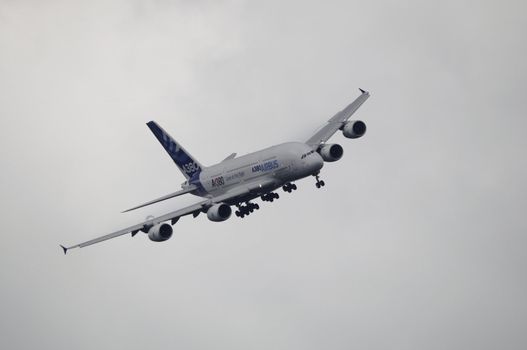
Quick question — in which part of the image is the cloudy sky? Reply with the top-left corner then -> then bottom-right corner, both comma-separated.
1,0 -> 526,349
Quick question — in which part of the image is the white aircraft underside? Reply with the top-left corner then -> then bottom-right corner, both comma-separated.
61,89 -> 370,254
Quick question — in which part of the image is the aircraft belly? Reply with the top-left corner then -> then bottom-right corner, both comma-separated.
199,142 -> 312,197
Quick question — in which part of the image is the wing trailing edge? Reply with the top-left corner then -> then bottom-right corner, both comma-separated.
122,185 -> 197,213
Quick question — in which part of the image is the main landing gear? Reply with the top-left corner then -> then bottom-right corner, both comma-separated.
314,174 -> 325,188
282,183 -> 297,193
261,192 -> 279,202
235,202 -> 260,218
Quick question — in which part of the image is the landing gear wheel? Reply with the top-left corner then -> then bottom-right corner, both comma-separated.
314,173 -> 325,188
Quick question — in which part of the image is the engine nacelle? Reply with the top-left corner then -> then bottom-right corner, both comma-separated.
342,120 -> 366,139
319,143 -> 344,162
207,203 -> 232,222
148,223 -> 173,242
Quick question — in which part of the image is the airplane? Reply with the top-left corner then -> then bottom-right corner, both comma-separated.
60,89 -> 370,254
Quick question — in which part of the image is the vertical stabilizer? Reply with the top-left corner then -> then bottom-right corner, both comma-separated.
147,121 -> 203,179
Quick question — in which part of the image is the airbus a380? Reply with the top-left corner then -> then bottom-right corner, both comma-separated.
60,89 -> 370,254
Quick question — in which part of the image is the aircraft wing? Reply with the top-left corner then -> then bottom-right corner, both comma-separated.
60,179 -> 276,254
60,201 -> 207,254
306,89 -> 370,147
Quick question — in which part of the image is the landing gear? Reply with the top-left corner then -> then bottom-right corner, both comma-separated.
282,183 -> 297,193
314,174 -> 325,188
235,190 -> 282,219
261,192 -> 279,202
235,202 -> 260,218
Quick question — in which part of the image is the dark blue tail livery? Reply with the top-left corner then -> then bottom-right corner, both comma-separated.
147,121 -> 203,179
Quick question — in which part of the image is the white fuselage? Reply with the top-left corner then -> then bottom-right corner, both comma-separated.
194,142 -> 323,200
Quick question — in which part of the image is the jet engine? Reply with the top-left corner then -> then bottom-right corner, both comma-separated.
148,223 -> 173,242
342,120 -> 366,139
319,143 -> 344,162
207,203 -> 232,222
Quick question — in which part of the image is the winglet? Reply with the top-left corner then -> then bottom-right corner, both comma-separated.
359,88 -> 368,94
60,245 -> 68,255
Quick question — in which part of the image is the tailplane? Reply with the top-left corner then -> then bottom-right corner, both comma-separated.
147,121 -> 203,179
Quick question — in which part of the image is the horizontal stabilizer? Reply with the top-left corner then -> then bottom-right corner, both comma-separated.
122,185 -> 197,213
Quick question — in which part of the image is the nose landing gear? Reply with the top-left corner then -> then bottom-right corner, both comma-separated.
314,174 -> 325,188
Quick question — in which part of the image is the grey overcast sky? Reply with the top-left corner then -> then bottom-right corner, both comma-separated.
1,0 -> 526,349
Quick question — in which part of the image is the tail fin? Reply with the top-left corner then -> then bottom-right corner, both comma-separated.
147,121 -> 203,179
